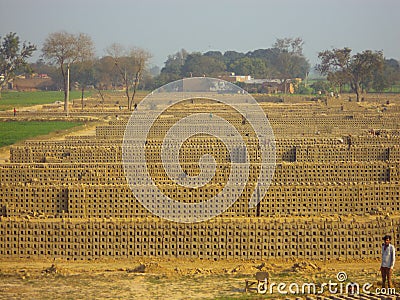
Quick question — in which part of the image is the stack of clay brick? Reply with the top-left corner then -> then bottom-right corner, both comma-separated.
1,98 -> 400,260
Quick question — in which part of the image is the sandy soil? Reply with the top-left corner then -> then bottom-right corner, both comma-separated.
0,257 -> 397,299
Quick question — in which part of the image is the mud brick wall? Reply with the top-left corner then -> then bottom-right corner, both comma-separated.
1,162 -> 397,186
0,217 -> 398,260
1,181 -> 399,219
2,104 -> 400,261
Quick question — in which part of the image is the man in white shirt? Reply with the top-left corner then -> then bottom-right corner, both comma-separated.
381,235 -> 396,289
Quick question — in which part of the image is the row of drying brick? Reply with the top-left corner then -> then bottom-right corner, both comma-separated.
10,144 -> 400,163
1,161 -> 397,185
95,118 -> 400,138
1,181 -> 399,218
0,216 -> 398,260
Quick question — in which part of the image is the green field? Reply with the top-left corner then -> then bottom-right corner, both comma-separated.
0,90 -> 92,111
0,121 -> 83,147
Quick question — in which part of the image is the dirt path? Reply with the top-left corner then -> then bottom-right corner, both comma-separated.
0,146 -> 11,163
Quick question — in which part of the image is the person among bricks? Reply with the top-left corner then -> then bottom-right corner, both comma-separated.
380,234 -> 395,288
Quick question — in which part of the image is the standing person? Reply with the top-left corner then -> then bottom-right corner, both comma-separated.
13,107 -> 16,117
381,235 -> 395,289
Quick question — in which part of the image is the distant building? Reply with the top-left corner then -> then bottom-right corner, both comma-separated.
247,78 -> 303,94
8,73 -> 54,91
219,73 -> 301,93
220,73 -> 252,83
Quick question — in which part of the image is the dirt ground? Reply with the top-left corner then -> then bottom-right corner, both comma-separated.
0,257 -> 398,299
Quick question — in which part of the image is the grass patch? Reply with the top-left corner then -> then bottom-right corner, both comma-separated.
0,90 -> 93,111
0,121 -> 83,147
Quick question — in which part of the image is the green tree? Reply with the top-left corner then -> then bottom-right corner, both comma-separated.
310,80 -> 332,94
223,50 -> 245,65
152,72 -> 182,89
372,59 -> 400,92
181,53 -> 226,77
0,32 -> 36,97
317,48 -> 384,101
203,50 -> 223,60
42,31 -> 95,112
272,37 -> 310,93
229,57 -> 269,78
327,70 -> 349,93
245,48 -> 279,75
160,49 -> 188,78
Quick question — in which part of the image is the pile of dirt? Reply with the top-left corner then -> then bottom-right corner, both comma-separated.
254,261 -> 274,272
290,261 -> 321,273
41,264 -> 72,276
126,261 -> 170,275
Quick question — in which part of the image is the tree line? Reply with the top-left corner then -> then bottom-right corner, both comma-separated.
1,31 -> 400,109
155,37 -> 309,92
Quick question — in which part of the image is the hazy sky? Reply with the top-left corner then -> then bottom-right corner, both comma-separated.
1,0 -> 399,68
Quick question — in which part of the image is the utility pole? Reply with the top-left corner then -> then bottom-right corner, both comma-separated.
65,63 -> 70,116
305,71 -> 309,87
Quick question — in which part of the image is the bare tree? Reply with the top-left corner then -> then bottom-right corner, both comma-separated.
106,43 -> 130,109
106,44 -> 151,110
129,47 -> 152,110
42,31 -> 95,112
